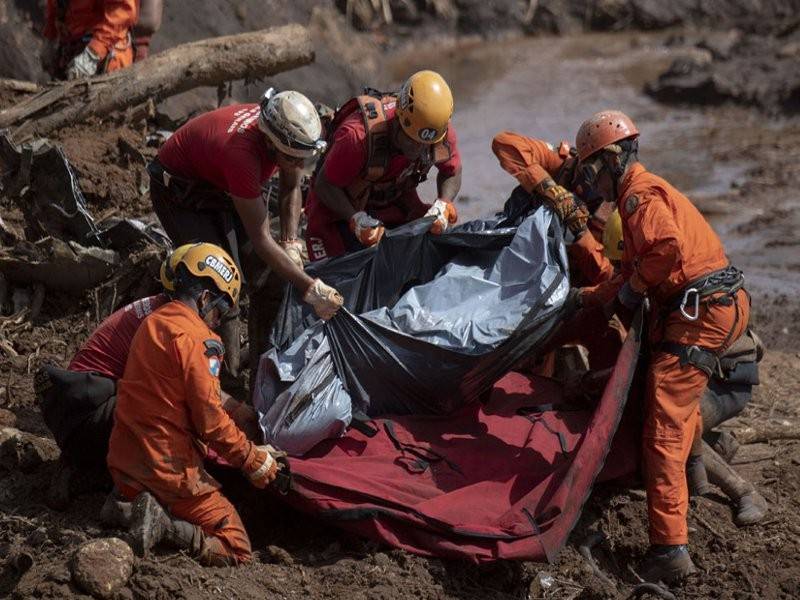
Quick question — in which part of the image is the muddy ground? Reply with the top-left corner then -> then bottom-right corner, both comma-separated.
2,2 -> 800,600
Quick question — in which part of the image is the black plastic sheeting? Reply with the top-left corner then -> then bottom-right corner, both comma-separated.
254,190 -> 573,455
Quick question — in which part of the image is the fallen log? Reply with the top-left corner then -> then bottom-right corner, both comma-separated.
735,420 -> 800,444
0,25 -> 314,141
0,79 -> 40,94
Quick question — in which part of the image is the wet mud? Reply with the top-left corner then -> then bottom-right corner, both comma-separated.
1,3 -> 800,600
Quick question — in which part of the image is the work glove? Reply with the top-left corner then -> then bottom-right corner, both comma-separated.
534,178 -> 589,237
303,278 -> 343,320
242,444 -> 279,489
349,211 -> 385,247
280,239 -> 305,270
66,46 -> 101,80
425,199 -> 458,235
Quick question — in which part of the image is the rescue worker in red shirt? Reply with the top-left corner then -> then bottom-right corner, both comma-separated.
491,131 -> 623,371
571,110 -> 753,582
107,243 -> 278,566
43,0 -> 137,79
150,89 -> 343,376
305,70 -> 463,261
33,246 -> 258,511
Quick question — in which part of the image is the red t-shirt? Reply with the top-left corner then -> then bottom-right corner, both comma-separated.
323,108 -> 461,189
157,104 -> 278,199
69,294 -> 170,380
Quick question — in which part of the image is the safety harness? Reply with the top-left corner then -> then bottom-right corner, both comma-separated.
657,265 -> 748,377
322,90 -> 452,213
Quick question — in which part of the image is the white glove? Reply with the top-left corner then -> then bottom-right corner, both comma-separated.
303,278 -> 343,321
280,239 -> 305,270
424,199 -> 458,235
66,46 -> 101,80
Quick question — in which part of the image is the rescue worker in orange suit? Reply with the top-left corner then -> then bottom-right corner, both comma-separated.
107,243 -> 279,566
132,0 -> 163,62
305,70 -> 463,261
570,110 -> 754,582
491,131 -> 623,372
43,0 -> 138,80
150,89 -> 344,377
34,246 -> 258,513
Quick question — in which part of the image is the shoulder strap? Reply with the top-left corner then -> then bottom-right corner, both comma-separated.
356,94 -> 395,182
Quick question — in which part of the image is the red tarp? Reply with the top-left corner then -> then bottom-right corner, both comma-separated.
283,318 -> 642,563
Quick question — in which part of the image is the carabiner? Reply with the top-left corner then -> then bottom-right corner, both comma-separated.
679,288 -> 700,321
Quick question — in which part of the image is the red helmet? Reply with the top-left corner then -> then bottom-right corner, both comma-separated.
575,110 -> 639,161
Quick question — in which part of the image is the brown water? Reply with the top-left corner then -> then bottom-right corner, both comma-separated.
388,32 -> 766,221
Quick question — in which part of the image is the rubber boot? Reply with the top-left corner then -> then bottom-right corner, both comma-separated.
686,436 -> 712,497
704,430 -> 740,463
129,492 -> 235,566
100,490 -> 133,528
703,441 -> 767,526
638,545 -> 697,584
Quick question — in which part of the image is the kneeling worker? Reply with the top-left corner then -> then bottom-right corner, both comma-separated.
107,243 -> 278,565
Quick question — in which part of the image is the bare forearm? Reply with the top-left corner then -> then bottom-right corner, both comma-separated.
316,169 -> 356,221
437,169 -> 462,202
279,187 -> 302,241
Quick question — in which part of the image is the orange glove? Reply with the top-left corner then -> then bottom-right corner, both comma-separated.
349,211 -> 385,247
242,444 -> 279,489
534,178 -> 589,236
303,278 -> 344,320
425,199 -> 458,235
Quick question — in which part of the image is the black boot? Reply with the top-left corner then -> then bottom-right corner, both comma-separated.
129,492 -> 202,558
638,545 -> 697,584
100,489 -> 133,528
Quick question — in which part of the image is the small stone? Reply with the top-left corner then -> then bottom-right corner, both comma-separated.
372,552 -> 391,568
262,545 -> 294,565
71,538 -> 134,600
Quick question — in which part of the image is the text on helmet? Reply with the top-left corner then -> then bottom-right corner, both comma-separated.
204,255 -> 234,282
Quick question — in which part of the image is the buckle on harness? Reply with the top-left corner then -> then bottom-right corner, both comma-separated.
679,288 -> 700,321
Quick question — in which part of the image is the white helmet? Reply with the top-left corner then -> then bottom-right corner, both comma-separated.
259,89 -> 326,159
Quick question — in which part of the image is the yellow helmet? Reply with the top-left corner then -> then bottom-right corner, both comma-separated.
602,209 -> 624,262
160,244 -> 195,292
171,242 -> 242,306
396,70 -> 453,144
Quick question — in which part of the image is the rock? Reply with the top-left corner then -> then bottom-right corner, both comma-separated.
0,408 -> 16,427
71,538 -> 134,600
778,41 -> 800,59
0,427 -> 59,472
698,29 -> 742,60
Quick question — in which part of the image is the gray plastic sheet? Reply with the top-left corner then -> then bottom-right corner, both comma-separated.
254,192 -> 570,455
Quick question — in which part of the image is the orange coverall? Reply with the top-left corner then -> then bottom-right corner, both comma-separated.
107,301 -> 256,564
491,131 -> 623,370
44,0 -> 137,73
583,163 -> 749,545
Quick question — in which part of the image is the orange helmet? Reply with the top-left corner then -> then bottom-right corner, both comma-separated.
575,110 -> 639,161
